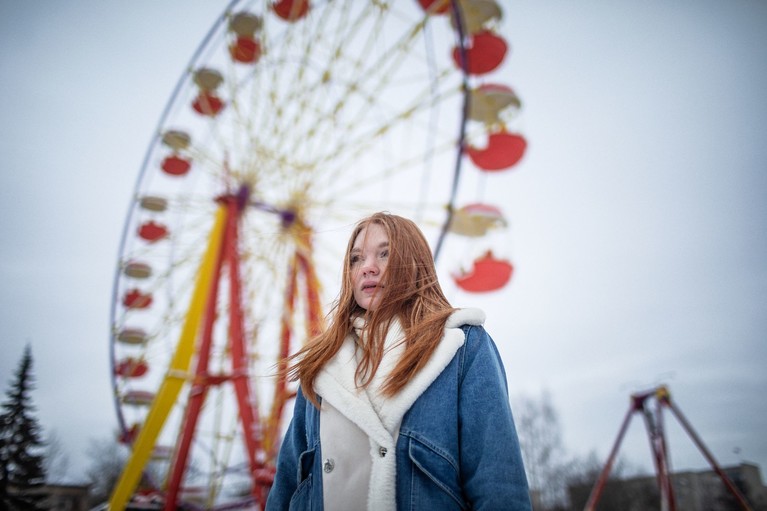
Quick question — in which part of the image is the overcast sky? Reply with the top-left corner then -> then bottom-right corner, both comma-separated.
1,0 -> 765,485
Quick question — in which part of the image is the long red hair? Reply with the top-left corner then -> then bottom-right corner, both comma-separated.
285,212 -> 455,406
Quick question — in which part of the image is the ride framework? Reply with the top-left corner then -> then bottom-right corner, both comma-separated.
584,385 -> 753,511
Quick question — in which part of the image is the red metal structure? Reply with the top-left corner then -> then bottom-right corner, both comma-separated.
110,187 -> 325,510
584,385 -> 753,511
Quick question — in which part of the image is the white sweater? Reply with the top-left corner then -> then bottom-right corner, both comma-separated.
314,308 -> 486,511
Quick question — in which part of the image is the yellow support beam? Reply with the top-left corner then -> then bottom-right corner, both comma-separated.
109,206 -> 228,510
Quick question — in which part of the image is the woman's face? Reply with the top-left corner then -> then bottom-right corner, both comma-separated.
350,223 -> 389,311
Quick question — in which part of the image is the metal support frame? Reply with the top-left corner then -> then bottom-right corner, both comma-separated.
583,385 -> 752,511
110,189 -> 326,510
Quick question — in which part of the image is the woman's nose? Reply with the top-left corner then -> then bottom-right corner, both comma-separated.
361,257 -> 379,275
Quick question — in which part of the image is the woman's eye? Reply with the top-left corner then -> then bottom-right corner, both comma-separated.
379,250 -> 389,259
350,255 -> 360,265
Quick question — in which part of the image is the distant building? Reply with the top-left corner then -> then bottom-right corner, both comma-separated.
568,463 -> 767,511
11,483 -> 90,511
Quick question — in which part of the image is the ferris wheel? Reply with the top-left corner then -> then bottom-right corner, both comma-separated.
108,0 -> 525,509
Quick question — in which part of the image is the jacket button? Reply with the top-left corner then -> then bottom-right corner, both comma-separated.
379,447 -> 387,458
323,458 -> 335,473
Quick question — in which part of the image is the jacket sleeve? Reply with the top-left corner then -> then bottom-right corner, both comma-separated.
458,325 -> 532,510
265,387 -> 310,510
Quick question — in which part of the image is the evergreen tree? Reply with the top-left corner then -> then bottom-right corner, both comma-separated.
0,344 -> 48,510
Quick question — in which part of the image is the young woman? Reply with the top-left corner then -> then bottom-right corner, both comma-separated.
266,212 -> 531,510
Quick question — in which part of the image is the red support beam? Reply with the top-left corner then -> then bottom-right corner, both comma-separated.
583,400 -> 636,511
224,196 -> 265,505
664,398 -> 753,511
267,254 -> 298,461
298,250 -> 324,339
164,205 -> 229,510
654,392 -> 677,511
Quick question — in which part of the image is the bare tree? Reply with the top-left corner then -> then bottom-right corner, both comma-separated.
43,430 -> 70,484
84,434 -> 170,508
514,390 -> 567,510
85,436 -> 128,507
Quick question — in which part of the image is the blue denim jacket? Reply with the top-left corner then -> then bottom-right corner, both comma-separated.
265,324 -> 531,510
